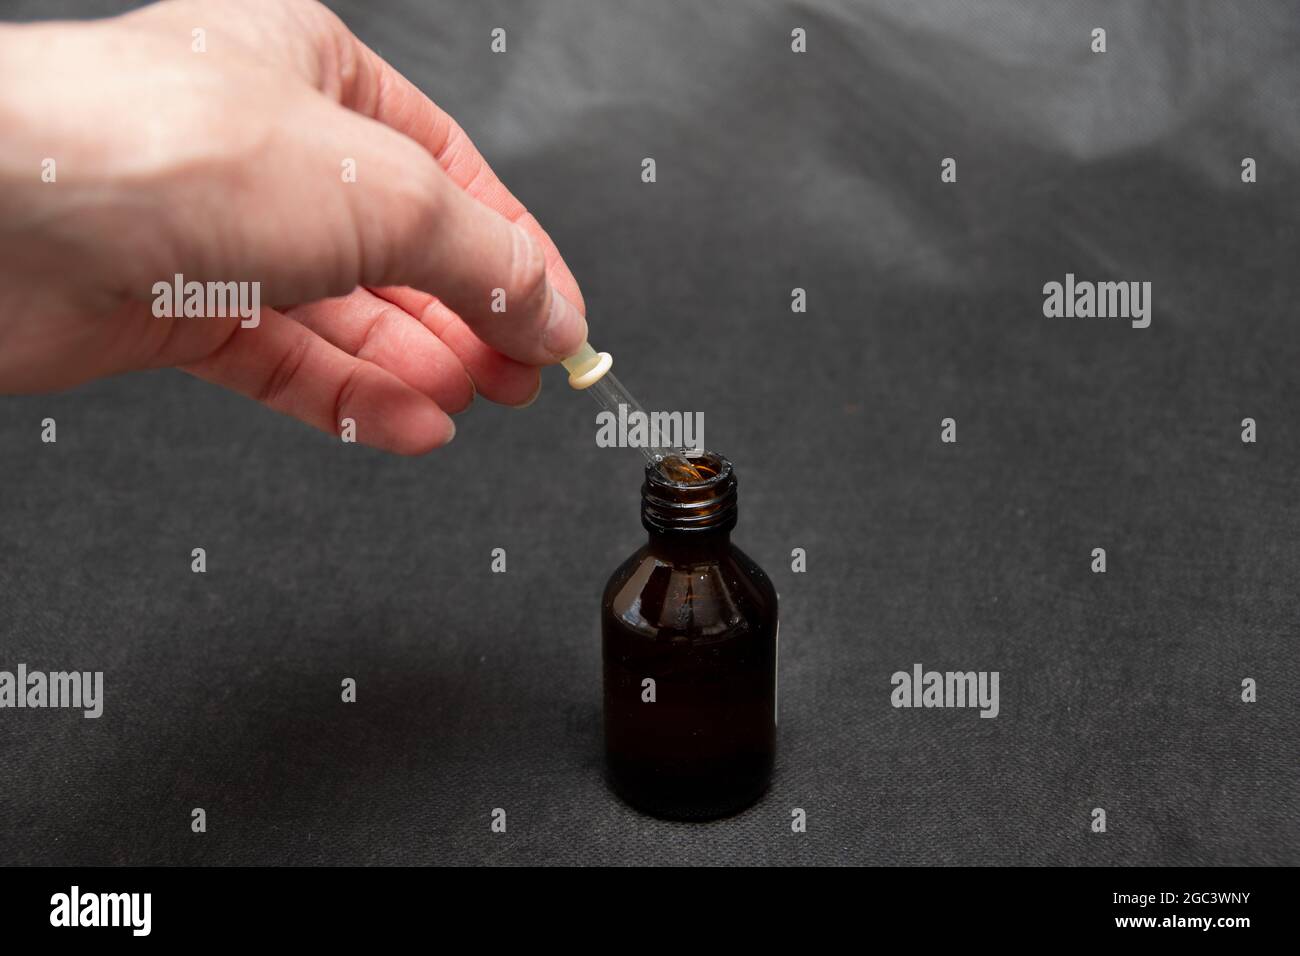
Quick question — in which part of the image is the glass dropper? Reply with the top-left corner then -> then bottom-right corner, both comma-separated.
562,342 -> 702,482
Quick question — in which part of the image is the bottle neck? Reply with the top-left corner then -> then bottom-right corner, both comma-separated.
640,451 -> 738,546
647,528 -> 732,563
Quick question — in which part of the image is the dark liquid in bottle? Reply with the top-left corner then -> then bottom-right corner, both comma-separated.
655,453 -> 705,483
601,451 -> 778,820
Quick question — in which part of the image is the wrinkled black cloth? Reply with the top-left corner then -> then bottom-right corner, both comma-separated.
1,0 -> 1297,865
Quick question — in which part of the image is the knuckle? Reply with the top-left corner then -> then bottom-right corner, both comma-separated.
444,373 -> 475,415
255,335 -> 313,406
356,152 -> 447,288
507,225 -> 549,317
355,306 -> 398,359
395,158 -> 450,269
409,158 -> 451,236
331,364 -> 364,433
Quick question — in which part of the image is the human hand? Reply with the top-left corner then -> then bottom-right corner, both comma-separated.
0,0 -> 588,453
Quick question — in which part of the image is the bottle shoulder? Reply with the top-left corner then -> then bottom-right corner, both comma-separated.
602,541 -> 777,640
725,543 -> 777,600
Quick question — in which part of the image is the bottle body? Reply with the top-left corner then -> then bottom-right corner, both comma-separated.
601,453 -> 778,820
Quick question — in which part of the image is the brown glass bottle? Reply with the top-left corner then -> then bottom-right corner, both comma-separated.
601,451 -> 778,820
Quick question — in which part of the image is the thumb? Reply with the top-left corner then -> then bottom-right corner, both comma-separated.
327,103 -> 588,367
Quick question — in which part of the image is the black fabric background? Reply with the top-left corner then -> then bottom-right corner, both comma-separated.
1,0 -> 1297,865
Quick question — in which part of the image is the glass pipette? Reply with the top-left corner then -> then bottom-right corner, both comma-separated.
562,342 -> 702,482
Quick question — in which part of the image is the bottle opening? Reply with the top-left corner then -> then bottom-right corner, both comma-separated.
654,452 -> 717,485
642,451 -> 737,533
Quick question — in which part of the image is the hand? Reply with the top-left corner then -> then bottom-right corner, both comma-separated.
0,0 -> 588,453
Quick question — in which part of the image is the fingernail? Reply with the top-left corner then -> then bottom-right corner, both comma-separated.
542,289 -> 588,360
512,379 -> 543,409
